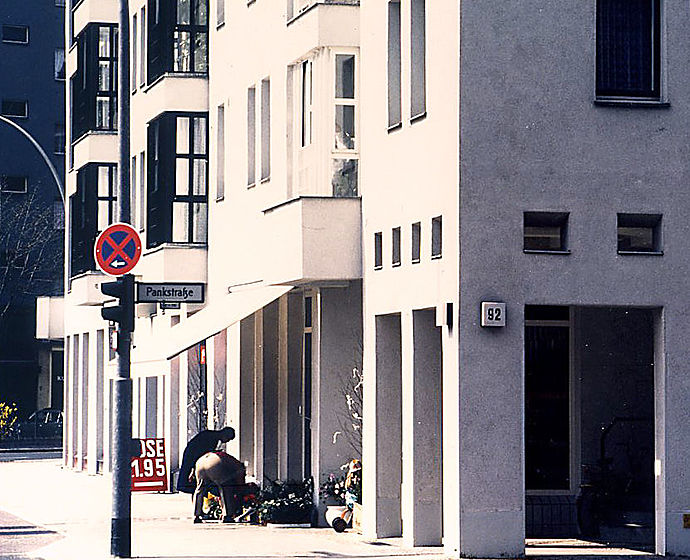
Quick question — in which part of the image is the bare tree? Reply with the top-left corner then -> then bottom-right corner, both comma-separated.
0,183 -> 63,320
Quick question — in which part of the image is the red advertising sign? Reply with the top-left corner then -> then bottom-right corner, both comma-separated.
131,438 -> 168,492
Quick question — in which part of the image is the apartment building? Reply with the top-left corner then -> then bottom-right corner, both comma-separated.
0,1 -> 65,417
52,0 -> 690,557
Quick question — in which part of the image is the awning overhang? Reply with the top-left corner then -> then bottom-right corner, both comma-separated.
162,285 -> 292,360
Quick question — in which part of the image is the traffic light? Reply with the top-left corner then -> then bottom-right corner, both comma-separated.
100,275 -> 134,333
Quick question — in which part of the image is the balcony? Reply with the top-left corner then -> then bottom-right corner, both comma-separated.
140,74 -> 208,124
36,297 -> 64,340
72,131 -> 118,169
285,1 -> 359,61
72,0 -> 118,39
262,196 -> 361,285
137,244 -> 207,284
68,271 -> 110,306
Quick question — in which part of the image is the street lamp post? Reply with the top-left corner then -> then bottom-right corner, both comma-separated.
0,115 -> 65,204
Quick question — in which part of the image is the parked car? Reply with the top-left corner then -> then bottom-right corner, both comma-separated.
16,408 -> 63,439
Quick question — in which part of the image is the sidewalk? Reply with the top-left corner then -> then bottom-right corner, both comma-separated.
0,457 -> 446,560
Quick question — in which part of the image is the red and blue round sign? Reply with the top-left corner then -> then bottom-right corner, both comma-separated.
94,223 -> 142,276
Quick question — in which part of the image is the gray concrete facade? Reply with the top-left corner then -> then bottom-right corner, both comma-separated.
456,0 -> 690,555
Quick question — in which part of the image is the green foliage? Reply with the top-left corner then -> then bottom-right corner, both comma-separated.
256,477 -> 314,524
0,402 -> 18,440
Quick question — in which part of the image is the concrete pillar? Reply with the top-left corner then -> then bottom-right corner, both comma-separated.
253,311 -> 264,482
157,374 -> 165,441
179,347 -> 190,448
239,316 -> 256,475
166,350 -> 181,479
78,333 -> 89,470
213,329 -> 228,430
405,309 -> 442,546
262,300 -> 280,482
278,295 -> 289,480
132,375 -> 140,438
145,376 -> 157,437
227,323 -> 241,459
206,338 -> 215,431
95,330 -> 104,471
87,332 -> 98,474
372,313 -> 402,537
456,302 -> 524,558
63,335 -> 71,467
286,292 -> 304,480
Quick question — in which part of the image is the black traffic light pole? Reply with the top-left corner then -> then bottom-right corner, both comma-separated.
109,0 -> 133,557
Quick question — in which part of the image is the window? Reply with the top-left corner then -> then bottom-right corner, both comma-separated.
247,87 -> 256,186
55,48 -> 66,80
147,0 -> 208,82
70,164 -> 117,276
411,221 -> 421,263
374,232 -> 383,269
431,215 -> 442,258
410,0 -> 426,119
261,78 -> 271,181
71,24 -> 118,139
387,1 -> 401,128
132,14 -> 138,91
332,53 -> 358,197
140,7 -> 147,87
617,213 -> 662,253
2,25 -> 29,44
335,55 -> 356,149
0,176 -> 28,193
131,155 -> 138,228
332,159 -> 358,197
147,113 -> 208,248
54,123 -> 66,154
1,100 -> 28,118
392,227 -> 401,267
139,150 -> 146,231
217,0 -> 225,26
524,212 -> 569,253
301,60 -> 312,147
596,0 -> 661,100
217,104 -> 225,199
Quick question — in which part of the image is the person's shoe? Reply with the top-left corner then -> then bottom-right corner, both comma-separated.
193,516 -> 204,524
221,516 -> 234,523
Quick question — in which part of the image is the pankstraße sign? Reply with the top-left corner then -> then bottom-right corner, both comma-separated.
135,283 -> 205,304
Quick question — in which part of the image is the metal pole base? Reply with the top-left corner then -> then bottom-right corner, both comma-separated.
111,517 -> 132,558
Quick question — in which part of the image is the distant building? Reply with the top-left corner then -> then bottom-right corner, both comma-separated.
0,1 -> 65,417
53,1 -> 690,558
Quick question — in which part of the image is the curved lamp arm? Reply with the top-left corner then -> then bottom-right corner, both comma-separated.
0,115 -> 65,204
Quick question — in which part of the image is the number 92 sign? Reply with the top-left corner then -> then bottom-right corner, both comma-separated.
131,438 -> 168,492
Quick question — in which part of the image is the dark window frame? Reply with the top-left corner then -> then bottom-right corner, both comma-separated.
523,211 -> 570,254
147,112 -> 208,249
392,226 -> 401,267
0,175 -> 28,193
71,24 -> 118,140
431,215 -> 442,259
2,25 -> 29,45
596,0 -> 662,100
374,232 -> 383,270
1,99 -> 28,118
617,213 -> 663,254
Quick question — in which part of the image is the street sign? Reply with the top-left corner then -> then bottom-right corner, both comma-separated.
131,438 -> 168,492
136,282 -> 205,304
94,223 -> 142,276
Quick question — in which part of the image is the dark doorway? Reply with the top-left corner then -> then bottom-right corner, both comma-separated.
525,306 -> 655,550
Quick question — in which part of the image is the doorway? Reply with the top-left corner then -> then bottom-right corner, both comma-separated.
525,306 -> 656,552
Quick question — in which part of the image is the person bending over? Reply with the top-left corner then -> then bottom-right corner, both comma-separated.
177,426 -> 235,494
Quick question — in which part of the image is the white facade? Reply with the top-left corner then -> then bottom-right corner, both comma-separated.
52,0 -> 690,558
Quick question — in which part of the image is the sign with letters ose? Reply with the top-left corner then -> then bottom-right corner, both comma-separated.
131,438 -> 168,492
135,283 -> 205,304
481,302 -> 506,327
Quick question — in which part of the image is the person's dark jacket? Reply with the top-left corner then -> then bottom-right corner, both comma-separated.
177,428 -> 235,493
